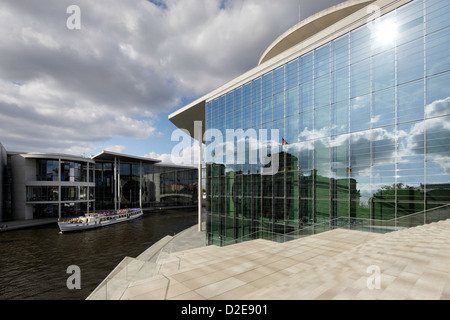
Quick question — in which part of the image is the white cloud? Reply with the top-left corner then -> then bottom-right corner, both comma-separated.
146,151 -> 175,164
0,0 -> 346,155
145,142 -> 203,166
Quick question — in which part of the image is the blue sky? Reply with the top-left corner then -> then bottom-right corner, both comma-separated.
0,0 -> 346,163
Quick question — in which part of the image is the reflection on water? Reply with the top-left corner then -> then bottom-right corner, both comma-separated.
0,209 -> 198,300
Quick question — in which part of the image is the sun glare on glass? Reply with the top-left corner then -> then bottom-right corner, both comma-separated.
372,19 -> 398,46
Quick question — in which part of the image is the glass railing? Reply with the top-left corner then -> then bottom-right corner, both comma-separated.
86,256 -> 135,300
87,241 -> 177,300
219,204 -> 450,247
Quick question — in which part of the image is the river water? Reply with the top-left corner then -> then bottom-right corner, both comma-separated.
0,209 -> 198,300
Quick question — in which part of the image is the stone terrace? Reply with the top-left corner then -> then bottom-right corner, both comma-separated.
87,219 -> 450,300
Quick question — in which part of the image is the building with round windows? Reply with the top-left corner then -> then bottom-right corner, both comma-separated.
169,0 -> 450,245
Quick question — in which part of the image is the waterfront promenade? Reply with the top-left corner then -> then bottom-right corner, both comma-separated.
0,218 -> 58,232
88,219 -> 450,300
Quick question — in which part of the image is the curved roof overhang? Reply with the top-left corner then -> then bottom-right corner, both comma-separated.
258,0 -> 375,65
21,153 -> 95,163
92,150 -> 161,164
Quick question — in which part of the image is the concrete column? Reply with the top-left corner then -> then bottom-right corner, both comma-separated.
155,173 -> 161,203
114,157 -> 117,211
93,162 -> 96,213
58,158 -> 61,219
118,158 -> 121,210
139,160 -> 142,209
0,144 -> 4,222
194,121 -> 203,232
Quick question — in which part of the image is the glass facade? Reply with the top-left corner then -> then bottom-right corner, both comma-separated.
120,163 -> 142,208
27,186 -> 59,202
95,162 -> 114,210
0,146 -> 11,222
36,159 -> 59,181
0,151 -> 197,221
32,204 -> 59,219
142,165 -> 198,208
60,160 -> 90,182
95,162 -> 198,211
27,158 -> 95,219
205,0 -> 450,245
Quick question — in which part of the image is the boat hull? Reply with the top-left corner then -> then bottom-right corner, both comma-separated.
58,209 -> 143,233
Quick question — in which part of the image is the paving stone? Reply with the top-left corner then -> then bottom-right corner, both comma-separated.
88,219 -> 450,300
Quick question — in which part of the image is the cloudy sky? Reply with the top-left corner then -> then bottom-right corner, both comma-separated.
0,0 -> 345,163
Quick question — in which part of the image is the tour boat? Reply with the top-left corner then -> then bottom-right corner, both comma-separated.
58,208 -> 143,233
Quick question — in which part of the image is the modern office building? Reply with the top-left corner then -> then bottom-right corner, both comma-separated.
0,143 -> 8,223
8,152 -> 95,220
169,0 -> 450,245
92,151 -> 198,212
0,148 -> 198,222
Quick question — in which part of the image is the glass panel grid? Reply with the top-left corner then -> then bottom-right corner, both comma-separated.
204,0 -> 450,245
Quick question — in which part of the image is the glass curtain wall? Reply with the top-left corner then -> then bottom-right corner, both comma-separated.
36,159 -> 59,181
60,161 -> 87,182
95,162 -> 198,210
119,163 -> 141,209
31,159 -> 94,219
205,0 -> 450,245
95,162 -> 114,210
142,165 -> 198,208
